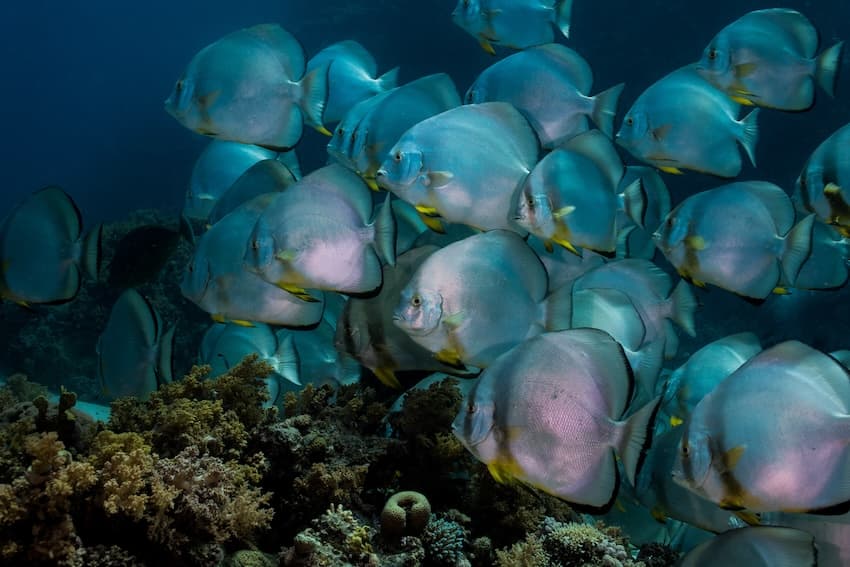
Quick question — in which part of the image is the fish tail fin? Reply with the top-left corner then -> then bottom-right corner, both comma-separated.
156,324 -> 176,386
272,334 -> 301,386
669,280 -> 697,337
80,223 -> 103,282
373,192 -> 397,266
591,83 -> 625,138
781,214 -> 815,284
298,62 -> 330,134
620,396 -> 661,487
553,0 -> 573,38
543,284 -> 573,331
376,66 -> 400,92
737,108 -> 760,167
816,41 -> 844,97
620,178 -> 646,228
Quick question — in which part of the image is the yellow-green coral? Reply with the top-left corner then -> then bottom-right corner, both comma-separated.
380,491 -> 432,537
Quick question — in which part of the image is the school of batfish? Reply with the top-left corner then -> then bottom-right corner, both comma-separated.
4,4 -> 850,564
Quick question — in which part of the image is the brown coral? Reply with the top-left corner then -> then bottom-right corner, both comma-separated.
380,491 -> 432,537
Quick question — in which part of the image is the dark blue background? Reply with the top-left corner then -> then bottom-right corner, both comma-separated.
1,0 -> 849,352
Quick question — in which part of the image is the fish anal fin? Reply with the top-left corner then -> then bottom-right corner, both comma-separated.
373,367 -> 401,389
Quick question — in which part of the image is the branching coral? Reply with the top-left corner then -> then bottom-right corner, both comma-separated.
280,504 -> 379,567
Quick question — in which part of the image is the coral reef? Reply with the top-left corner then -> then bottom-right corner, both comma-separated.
381,491 -> 432,537
494,516 -> 656,567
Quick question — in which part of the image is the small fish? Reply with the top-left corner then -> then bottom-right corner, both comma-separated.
451,0 -> 572,54
673,340 -> 850,513
377,102 -> 539,233
199,322 -> 299,407
0,186 -> 101,305
335,245 -> 474,388
795,121 -> 850,237
678,526 -> 816,567
244,164 -> 396,297
306,40 -> 399,125
466,44 -> 623,147
393,230 -> 570,369
206,159 -> 298,226
183,140 -> 299,220
616,66 -> 759,178
181,193 -> 325,327
453,328 -> 659,510
107,221 -> 189,289
96,289 -> 174,400
658,333 -> 762,429
697,8 -> 843,111
515,130 -> 640,255
328,73 -> 461,189
165,23 -> 328,149
653,181 -> 814,300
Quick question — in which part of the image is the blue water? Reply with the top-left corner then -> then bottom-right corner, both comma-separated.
3,0 -> 848,224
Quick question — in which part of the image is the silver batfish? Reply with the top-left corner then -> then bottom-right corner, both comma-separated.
679,526 -> 816,567
181,193 -> 325,327
697,8 -> 843,110
452,0 -> 572,54
795,121 -> 850,238
377,102 -> 539,233
616,66 -> 759,178
165,23 -> 329,149
466,43 -> 623,147
244,164 -> 396,298
207,158 -> 298,226
673,340 -> 850,513
453,328 -> 659,509
653,181 -> 814,300
0,186 -> 100,305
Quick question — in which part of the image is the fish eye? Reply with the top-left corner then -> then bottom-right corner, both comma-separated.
338,127 -> 345,136
707,48 -> 718,61
411,294 -> 421,307
394,151 -> 402,162
175,79 -> 184,92
526,195 -> 535,207
251,240 -> 260,250
625,116 -> 634,127
187,263 -> 194,273
467,401 -> 476,413
681,443 -> 690,456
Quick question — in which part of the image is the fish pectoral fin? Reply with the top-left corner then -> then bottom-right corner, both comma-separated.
442,311 -> 465,329
196,89 -> 222,109
278,283 -> 320,303
734,63 -> 758,79
685,235 -> 707,251
669,415 -> 684,427
211,313 -> 227,324
275,249 -> 297,262
772,286 -> 791,295
552,237 -> 582,257
544,240 -> 554,253
482,8 -> 503,17
427,171 -> 454,188
552,205 -> 576,219
373,367 -> 401,389
722,445 -> 746,472
651,124 -> 673,142
230,319 -> 255,328
314,125 -> 333,136
415,204 -> 440,216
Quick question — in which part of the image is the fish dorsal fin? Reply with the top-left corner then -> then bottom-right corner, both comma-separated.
741,8 -> 818,58
396,73 -> 462,114
242,23 -> 306,79
532,43 -> 593,93
472,102 -> 539,166
320,40 -> 377,77
560,130 -> 624,190
734,181 -> 795,234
